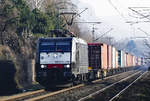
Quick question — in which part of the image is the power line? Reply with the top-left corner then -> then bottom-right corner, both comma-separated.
137,28 -> 150,36
108,0 -> 127,22
94,28 -> 114,41
59,8 -> 88,27
128,7 -> 150,21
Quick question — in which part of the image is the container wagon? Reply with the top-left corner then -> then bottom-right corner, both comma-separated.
88,43 -> 102,79
88,43 -> 108,78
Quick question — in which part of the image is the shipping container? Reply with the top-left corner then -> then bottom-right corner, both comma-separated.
132,55 -> 134,66
137,57 -> 139,66
107,45 -> 112,69
102,43 -> 108,69
128,53 -> 133,67
118,50 -> 125,68
133,56 -> 136,66
126,53 -> 129,67
127,53 -> 129,67
115,50 -> 118,68
121,51 -> 126,67
136,57 -> 138,66
130,55 -> 132,66
129,54 -> 132,67
112,47 -> 116,69
141,57 -> 144,65
131,55 -> 134,66
88,43 -> 109,70
124,53 -> 127,67
127,53 -> 131,67
88,43 -> 102,70
118,50 -> 121,67
138,57 -> 141,65
141,57 -> 143,65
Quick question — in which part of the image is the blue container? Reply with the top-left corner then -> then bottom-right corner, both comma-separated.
118,50 -> 121,67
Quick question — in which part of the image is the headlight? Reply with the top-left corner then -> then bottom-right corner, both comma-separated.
64,65 -> 70,68
41,65 -> 47,68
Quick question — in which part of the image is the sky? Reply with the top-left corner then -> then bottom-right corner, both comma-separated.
71,0 -> 150,40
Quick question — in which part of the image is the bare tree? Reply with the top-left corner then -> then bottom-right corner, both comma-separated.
25,0 -> 46,10
25,0 -> 72,11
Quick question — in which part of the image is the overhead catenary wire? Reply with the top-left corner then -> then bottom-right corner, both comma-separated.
108,0 -> 150,25
128,7 -> 150,25
128,7 -> 150,19
137,28 -> 150,36
107,0 -> 128,22
60,8 -> 88,27
94,28 -> 114,41
128,7 -> 150,21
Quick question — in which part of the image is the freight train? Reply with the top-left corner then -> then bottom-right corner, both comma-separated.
35,37 -> 144,88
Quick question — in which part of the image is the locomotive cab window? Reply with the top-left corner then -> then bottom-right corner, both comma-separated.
56,42 -> 71,52
39,41 -> 71,52
40,42 -> 55,52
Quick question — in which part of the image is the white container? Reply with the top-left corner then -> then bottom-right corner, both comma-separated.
112,47 -> 116,69
121,51 -> 125,67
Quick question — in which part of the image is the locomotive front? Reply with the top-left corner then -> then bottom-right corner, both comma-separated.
35,38 -> 73,87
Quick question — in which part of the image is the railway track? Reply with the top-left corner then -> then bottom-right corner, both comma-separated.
1,70 -> 140,101
109,71 -> 148,101
79,70 -> 147,101
114,71 -> 150,101
1,89 -> 46,101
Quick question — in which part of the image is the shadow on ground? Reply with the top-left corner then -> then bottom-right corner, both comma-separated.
0,60 -> 20,95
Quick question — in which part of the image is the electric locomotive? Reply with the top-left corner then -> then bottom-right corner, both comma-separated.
35,37 -> 89,87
